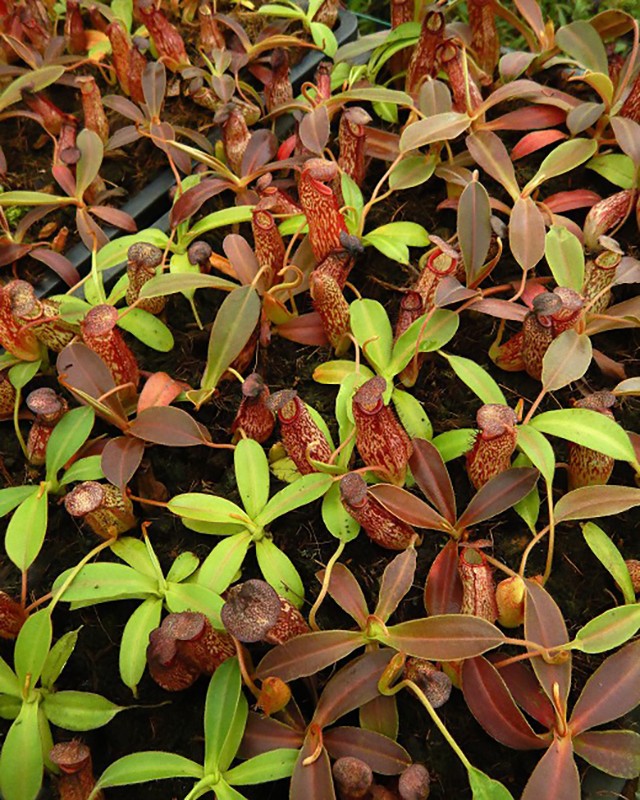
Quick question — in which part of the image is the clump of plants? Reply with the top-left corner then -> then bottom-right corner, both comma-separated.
0,1 -> 639,799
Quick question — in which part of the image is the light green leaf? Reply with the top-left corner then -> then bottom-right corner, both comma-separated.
59,455 -> 104,486
468,765 -> 515,799
139,272 -> 239,298
440,353 -> 506,404
523,139 -> 598,195
117,308 -> 174,352
41,628 -> 79,690
93,752 -> 203,790
234,439 -> 270,520
5,488 -> 49,572
45,406 -> 95,481
582,522 -> 635,605
310,21 -> 337,57
391,310 -> 459,374
164,583 -> 224,629
364,222 -> 430,266
513,453 -> 540,533
389,155 -> 436,191
516,424 -> 556,486
9,360 -> 41,390
166,551 -> 200,583
570,604 -> 640,653
322,482 -> 360,542
168,493 -> 250,525
186,206 -> 254,244
255,537 -> 305,608
0,702 -> 43,800
0,657 -> 20,698
204,658 -> 245,773
350,299 -> 394,374
225,749 -> 299,785
119,598 -> 163,692
541,330 -> 592,391
110,536 -> 157,576
432,429 -> 477,462
400,112 -> 471,152
43,691 -> 122,730
587,154 -> 636,189
14,609 -> 52,689
544,225 -> 585,292
392,389 -> 433,440
0,66 -> 65,112
255,473 -> 333,526
196,532 -> 253,595
530,408 -> 635,461
52,563 -> 157,604
341,173 -> 364,216
0,486 -> 41,518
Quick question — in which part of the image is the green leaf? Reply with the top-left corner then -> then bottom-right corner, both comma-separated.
43,690 -> 122,730
468,766 -> 515,799
0,191 -> 71,207
9,360 -> 41,390
45,406 -> 95,481
516,424 -> 556,485
582,522 -> 636,605
400,112 -> 471,152
119,597 -> 163,692
341,173 -> 364,216
0,656 -> 20,698
350,299 -> 394,374
530,408 -> 635,461
168,493 -> 250,525
0,702 -> 43,800
310,21 -> 337,57
555,20 -> 608,74
392,389 -> 432,440
587,154 -> 636,189
363,222 -> 430,266
96,229 -> 169,272
14,609 -> 52,689
164,583 -> 224,629
255,473 -> 333,526
0,696 -> 21,719
5,488 -> 48,571
391,310 -> 459,374
322,482 -> 360,542
52,563 -> 157,604
0,66 -> 65,111
93,752 -> 203,790
75,129 -> 104,199
389,155 -> 436,191
199,286 -> 261,393
544,225 -> 585,292
111,0 -> 133,29
117,308 -> 174,352
40,628 -> 79,690
204,658 -> 245,773
166,551 -> 200,583
523,139 -> 598,195
110,536 -> 157,576
432,429 -> 477,462
541,330 -> 592,391
225,749 -> 299,785
186,206 -> 254,244
512,454 -> 540,533
570,604 -> 640,653
234,439 -> 270,519
196,532 -> 253,595
59,455 -> 104,486
255,537 -> 305,608
0,486 -> 41,518
440,353 -> 506,404
139,272 -> 239,298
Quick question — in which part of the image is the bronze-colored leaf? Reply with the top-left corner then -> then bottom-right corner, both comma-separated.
324,727 -> 411,774
317,563 -> 369,628
128,406 -> 211,446
456,468 -> 539,531
374,548 -> 416,623
368,484 -> 451,532
384,615 -> 505,661
100,436 -> 145,490
424,540 -> 462,615
521,738 -> 579,800
255,631 -> 364,683
409,438 -> 456,523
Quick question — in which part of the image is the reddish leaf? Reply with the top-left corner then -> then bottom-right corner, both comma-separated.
493,659 -> 556,728
128,406 -> 211,446
456,468 -> 539,531
277,313 -> 330,346
572,730 -> 640,779
554,486 -> 640,522
100,435 -> 145,489
462,657 -> 547,749
255,631 -> 364,683
299,106 -> 330,156
485,105 -> 566,131
317,563 -> 369,628
241,129 -> 278,176
509,196 -> 546,271
521,738 -> 579,800
223,234 -> 260,286
409,438 -> 456,523
368,485 -> 451,533
57,342 -> 125,421
543,190 -> 601,213
524,580 -> 571,709
470,298 -> 528,321
569,640 -> 640,734
384,615 -> 505,661
103,94 -> 145,122
238,713 -> 303,759
364,127 -> 400,161
313,649 -> 394,728
137,372 -> 184,413
170,179 -> 229,228
29,248 -> 80,286
458,179 -> 492,289
512,130 -> 567,161
374,548 -> 416,623
107,125 -> 142,150
89,205 -> 137,232
52,164 -> 77,197
76,207 -> 108,252
324,727 -> 411,774
0,242 -> 32,267
424,540 -> 463,616
291,735 -> 335,800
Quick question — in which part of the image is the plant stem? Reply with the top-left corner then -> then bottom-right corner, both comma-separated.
13,386 -> 28,460
542,482 -> 555,584
308,539 -> 346,631
522,385 -> 548,425
519,523 -> 551,577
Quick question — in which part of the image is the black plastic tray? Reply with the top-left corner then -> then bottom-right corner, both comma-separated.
37,8 -> 358,299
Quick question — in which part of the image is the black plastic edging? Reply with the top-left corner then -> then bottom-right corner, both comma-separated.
45,8 -> 358,299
